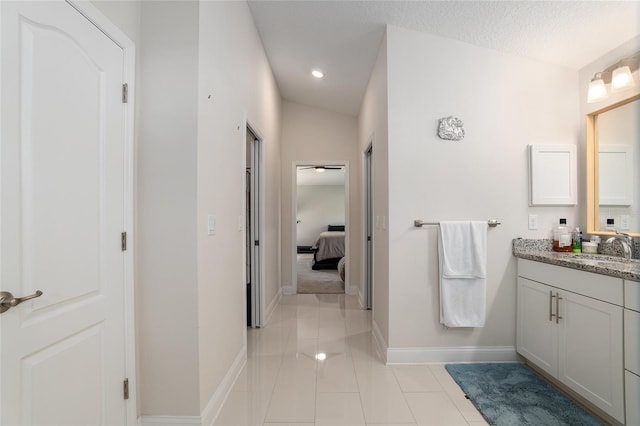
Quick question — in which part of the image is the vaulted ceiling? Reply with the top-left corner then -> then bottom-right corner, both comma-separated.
248,1 -> 640,116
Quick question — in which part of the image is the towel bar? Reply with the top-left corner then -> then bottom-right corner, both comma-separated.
414,219 -> 501,228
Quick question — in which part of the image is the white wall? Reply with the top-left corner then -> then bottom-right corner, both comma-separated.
358,34 -> 390,344
91,1 -> 141,44
137,1 -> 201,416
296,185 -> 345,246
281,101 -> 359,292
92,0 -> 282,420
197,0 -> 281,416
383,26 -> 580,360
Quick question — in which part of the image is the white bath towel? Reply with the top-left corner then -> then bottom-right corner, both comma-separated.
438,221 -> 487,327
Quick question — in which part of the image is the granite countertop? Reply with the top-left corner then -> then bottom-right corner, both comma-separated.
513,238 -> 640,282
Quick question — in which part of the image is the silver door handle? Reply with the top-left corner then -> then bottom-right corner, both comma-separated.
549,291 -> 556,322
0,290 -> 43,313
556,292 -> 563,324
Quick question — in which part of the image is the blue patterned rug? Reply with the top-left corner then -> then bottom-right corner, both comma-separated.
445,363 -> 603,426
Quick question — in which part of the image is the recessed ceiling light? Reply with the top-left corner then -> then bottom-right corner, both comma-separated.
312,70 -> 324,78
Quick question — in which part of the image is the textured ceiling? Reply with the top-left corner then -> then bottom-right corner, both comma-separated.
248,0 -> 640,116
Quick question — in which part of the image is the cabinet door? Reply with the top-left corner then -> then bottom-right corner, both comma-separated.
626,371 -> 640,426
517,277 -> 558,377
625,309 -> 640,375
558,291 -> 624,423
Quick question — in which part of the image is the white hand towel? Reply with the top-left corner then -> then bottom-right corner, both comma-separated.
439,221 -> 486,279
438,221 -> 487,327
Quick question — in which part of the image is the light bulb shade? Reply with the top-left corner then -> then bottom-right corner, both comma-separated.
611,65 -> 634,92
587,77 -> 608,103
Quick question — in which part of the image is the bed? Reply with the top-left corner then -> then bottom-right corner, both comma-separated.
311,225 -> 345,270
338,257 -> 346,282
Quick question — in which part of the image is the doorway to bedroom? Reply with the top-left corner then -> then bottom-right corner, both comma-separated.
294,164 -> 346,294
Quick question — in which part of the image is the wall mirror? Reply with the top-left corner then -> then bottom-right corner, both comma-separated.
587,94 -> 640,236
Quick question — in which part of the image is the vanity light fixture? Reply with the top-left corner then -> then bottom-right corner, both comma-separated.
315,166 -> 326,172
587,51 -> 639,103
611,65 -> 634,92
587,73 -> 608,103
311,69 -> 324,79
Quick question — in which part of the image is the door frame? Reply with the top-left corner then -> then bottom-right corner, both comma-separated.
363,141 -> 374,310
67,1 -> 137,422
245,120 -> 265,328
291,160 -> 350,294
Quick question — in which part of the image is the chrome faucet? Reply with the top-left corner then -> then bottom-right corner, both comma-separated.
605,233 -> 633,260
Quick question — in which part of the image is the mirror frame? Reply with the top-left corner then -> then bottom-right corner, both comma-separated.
586,93 -> 640,237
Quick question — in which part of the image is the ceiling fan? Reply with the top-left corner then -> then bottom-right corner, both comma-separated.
299,165 -> 343,172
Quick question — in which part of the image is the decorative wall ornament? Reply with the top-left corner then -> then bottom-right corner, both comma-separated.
438,116 -> 465,141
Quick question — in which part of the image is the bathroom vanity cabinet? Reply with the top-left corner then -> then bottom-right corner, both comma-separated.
516,258 -> 624,423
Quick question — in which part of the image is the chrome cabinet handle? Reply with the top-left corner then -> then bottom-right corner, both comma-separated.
549,291 -> 556,322
0,290 -> 43,313
556,292 -> 563,324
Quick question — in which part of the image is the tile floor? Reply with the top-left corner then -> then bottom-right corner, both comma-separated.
214,294 -> 488,426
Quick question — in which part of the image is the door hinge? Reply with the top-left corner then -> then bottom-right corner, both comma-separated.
121,232 -> 127,251
254,240 -> 259,246
122,83 -> 129,103
123,378 -> 129,400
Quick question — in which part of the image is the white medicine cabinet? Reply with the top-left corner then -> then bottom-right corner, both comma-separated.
528,144 -> 577,206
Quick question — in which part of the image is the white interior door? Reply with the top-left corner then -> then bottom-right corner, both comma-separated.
1,2 -> 128,424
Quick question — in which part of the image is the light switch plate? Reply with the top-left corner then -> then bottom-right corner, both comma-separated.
528,214 -> 538,230
620,215 -> 630,230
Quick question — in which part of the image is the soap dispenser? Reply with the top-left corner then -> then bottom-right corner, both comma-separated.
553,218 -> 573,252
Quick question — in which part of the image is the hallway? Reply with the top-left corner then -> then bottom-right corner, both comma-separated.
214,294 -> 487,425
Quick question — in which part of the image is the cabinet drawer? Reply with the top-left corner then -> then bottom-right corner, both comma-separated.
626,371 -> 640,426
517,259 -> 623,305
626,309 -> 640,375
626,280 -> 640,312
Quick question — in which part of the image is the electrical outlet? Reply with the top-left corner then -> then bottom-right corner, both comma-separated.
528,214 -> 538,230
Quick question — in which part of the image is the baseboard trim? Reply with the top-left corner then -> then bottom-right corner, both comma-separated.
371,320 -> 388,364
138,416 -> 201,426
386,346 -> 518,365
264,289 -> 282,325
200,347 -> 247,426
357,287 -> 365,309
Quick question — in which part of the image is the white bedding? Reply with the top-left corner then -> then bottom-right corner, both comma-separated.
313,231 -> 345,262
